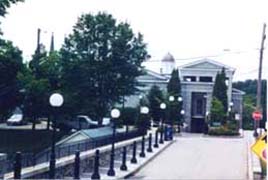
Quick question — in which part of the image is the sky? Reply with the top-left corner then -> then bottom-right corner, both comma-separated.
1,0 -> 268,81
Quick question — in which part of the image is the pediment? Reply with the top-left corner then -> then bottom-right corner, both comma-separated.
180,59 -> 235,71
185,62 -> 222,69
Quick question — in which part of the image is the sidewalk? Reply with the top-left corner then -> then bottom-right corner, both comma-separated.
244,130 -> 266,180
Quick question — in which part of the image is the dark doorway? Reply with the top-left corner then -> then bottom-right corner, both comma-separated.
191,92 -> 207,133
191,118 -> 205,133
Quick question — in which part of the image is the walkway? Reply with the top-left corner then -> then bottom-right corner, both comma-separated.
131,133 -> 248,180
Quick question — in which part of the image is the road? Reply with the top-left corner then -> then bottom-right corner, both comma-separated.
131,133 -> 248,180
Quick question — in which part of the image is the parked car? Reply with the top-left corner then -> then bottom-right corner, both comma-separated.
56,115 -> 111,130
6,114 -> 25,126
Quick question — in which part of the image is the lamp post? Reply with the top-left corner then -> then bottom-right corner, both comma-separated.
140,106 -> 149,158
107,108 -> 120,176
159,103 -> 166,144
229,102 -> 234,119
168,95 -> 175,140
204,111 -> 209,134
178,96 -> 183,133
49,93 -> 64,179
180,109 -> 185,133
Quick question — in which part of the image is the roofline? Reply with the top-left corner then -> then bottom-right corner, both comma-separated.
143,69 -> 169,80
178,58 -> 236,72
232,88 -> 246,95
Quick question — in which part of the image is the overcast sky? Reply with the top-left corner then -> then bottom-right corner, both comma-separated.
1,0 -> 268,81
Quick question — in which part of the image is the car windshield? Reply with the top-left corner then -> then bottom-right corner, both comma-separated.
10,114 -> 22,119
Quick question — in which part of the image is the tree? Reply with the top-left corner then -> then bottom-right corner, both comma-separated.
148,85 -> 164,123
60,12 -> 148,124
233,79 -> 267,129
0,0 -> 24,34
212,68 -> 228,113
0,0 -> 24,17
210,97 -> 226,125
0,39 -> 23,121
167,69 -> 182,125
19,46 -> 62,129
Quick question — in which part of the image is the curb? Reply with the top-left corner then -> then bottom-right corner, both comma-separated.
123,140 -> 175,179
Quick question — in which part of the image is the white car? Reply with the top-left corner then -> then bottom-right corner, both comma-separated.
6,114 -> 24,126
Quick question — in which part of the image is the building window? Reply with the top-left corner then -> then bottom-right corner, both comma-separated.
183,76 -> 196,82
199,76 -> 213,82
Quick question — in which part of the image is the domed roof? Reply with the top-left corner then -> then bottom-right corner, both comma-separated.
162,53 -> 175,62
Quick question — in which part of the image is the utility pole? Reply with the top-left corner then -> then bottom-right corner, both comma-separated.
254,23 -> 266,137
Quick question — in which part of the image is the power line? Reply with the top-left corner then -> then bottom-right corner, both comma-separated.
145,48 -> 260,62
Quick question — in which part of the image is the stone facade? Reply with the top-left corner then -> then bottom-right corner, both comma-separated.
125,57 -> 245,133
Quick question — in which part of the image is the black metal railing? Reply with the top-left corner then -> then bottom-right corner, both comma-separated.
5,129 -> 142,173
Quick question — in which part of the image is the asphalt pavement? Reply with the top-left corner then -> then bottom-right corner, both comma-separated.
131,133 -> 247,180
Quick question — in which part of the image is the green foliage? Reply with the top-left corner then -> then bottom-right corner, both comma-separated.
60,12 -> 148,123
17,67 -> 50,120
226,120 -> 239,131
233,79 -> 267,129
0,39 -> 23,121
242,96 -> 255,129
119,107 -> 139,126
148,85 -> 164,122
167,69 -> 181,96
0,0 -> 24,34
210,97 -> 226,125
167,69 -> 182,125
212,68 -> 228,112
0,0 -> 24,17
208,126 -> 239,136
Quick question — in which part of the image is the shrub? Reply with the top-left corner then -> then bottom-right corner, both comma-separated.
208,126 -> 239,136
226,120 -> 239,131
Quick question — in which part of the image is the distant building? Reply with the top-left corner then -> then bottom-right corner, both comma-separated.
125,53 -> 245,133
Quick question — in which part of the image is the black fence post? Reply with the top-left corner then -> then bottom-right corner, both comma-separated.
154,131 -> 159,148
139,136 -> 145,157
74,151 -> 80,179
147,133 -> 153,153
120,146 -> 127,171
160,127 -> 164,144
91,150 -> 100,180
164,126 -> 169,141
130,141 -> 137,164
14,152 -> 21,179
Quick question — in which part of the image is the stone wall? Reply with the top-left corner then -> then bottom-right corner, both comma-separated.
0,154 -> 7,179
5,136 -> 144,179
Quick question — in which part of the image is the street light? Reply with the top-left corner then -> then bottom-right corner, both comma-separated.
204,111 -> 209,134
140,106 -> 149,157
178,96 -> 183,133
168,96 -> 175,140
140,106 -> 149,133
228,101 -> 234,121
180,109 -> 185,131
107,108 -> 120,176
159,103 -> 166,144
49,93 -> 64,179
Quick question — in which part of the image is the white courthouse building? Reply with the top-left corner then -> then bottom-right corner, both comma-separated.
125,53 -> 244,133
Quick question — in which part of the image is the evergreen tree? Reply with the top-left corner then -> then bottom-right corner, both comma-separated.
148,85 -> 164,123
212,68 -> 228,113
167,69 -> 182,125
210,97 -> 226,125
